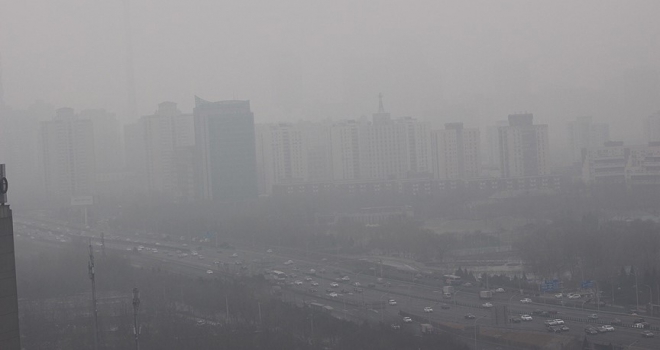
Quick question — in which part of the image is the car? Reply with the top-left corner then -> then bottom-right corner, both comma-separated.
544,320 -> 558,326
554,293 -> 563,298
634,322 -> 651,329
463,282 -> 473,287
354,288 -> 363,293
311,282 -> 319,286
440,304 -> 450,309
531,309 -> 543,315
600,325 -> 614,332
328,292 -> 338,298
547,326 -> 562,333
266,249 -> 273,253
341,276 -> 350,281
520,298 -> 532,303
206,270 -> 213,274
284,260 -> 294,265
510,317 -> 521,323
403,317 -> 413,323
354,282 -> 361,287
553,319 -> 564,325
633,318 -> 646,324
389,299 -> 397,305
587,313 -> 598,320
391,324 -> 401,330
231,253 -> 238,257
568,293 -> 581,299
610,318 -> 622,326
305,277 -> 312,281
521,315 -> 533,321
559,325 -> 570,332
482,302 -> 493,308
330,282 -> 339,288
584,327 -> 599,335
641,330 -> 655,338
465,314 -> 476,319
308,288 -> 317,293
423,307 -> 433,313
294,280 -> 303,285
495,288 -> 505,293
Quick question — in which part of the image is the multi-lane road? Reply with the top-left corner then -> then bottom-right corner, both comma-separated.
13,217 -> 660,349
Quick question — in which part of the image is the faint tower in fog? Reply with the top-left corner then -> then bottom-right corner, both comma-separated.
0,54 -> 5,108
39,108 -> 96,201
0,164 -> 21,350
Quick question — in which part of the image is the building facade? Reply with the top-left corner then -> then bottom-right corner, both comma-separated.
567,116 -> 610,164
432,123 -> 481,180
498,113 -> 549,178
39,108 -> 95,201
194,97 -> 258,202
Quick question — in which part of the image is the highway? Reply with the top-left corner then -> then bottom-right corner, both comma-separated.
13,217 -> 660,349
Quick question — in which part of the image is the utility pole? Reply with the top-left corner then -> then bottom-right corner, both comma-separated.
132,288 -> 141,350
225,296 -> 229,324
88,240 -> 99,350
101,232 -> 106,257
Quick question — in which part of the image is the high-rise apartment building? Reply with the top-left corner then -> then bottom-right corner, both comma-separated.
80,109 -> 123,172
567,116 -> 610,164
140,102 -> 195,200
256,123 -> 308,195
498,113 -> 549,178
485,120 -> 508,169
194,97 -> 257,202
0,164 -> 20,350
432,123 -> 481,180
330,120 -> 363,181
39,108 -> 95,200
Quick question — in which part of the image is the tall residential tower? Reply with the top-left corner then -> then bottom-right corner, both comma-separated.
194,97 -> 257,201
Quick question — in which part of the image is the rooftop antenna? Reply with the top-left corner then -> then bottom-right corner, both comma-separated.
378,93 -> 385,113
88,240 -> 100,350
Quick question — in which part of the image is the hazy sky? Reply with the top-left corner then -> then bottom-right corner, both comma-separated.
2,0 -> 659,141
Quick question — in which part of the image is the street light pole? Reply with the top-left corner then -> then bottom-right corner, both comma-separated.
644,284 -> 653,305
635,272 -> 640,311
132,287 -> 141,350
474,315 -> 487,350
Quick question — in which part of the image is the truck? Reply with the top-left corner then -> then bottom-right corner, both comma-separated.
479,290 -> 493,300
421,323 -> 434,334
442,286 -> 455,295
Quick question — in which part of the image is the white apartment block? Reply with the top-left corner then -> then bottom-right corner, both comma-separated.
40,108 -> 95,200
582,141 -> 627,184
582,142 -> 660,185
498,113 -> 549,178
432,123 -> 481,180
567,116 -> 610,164
330,120 -> 363,181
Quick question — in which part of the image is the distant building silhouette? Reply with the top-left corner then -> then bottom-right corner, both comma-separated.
567,116 -> 610,164
39,108 -> 95,201
432,122 -> 481,180
194,97 -> 257,202
498,113 -> 549,178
